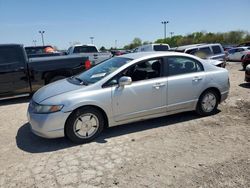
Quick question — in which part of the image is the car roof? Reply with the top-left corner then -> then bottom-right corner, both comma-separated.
72,44 -> 95,47
0,44 -> 23,48
120,51 -> 190,60
175,43 -> 221,51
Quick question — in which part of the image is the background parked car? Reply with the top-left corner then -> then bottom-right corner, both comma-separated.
245,64 -> 250,82
174,43 -> 226,67
134,43 -> 170,52
242,51 -> 250,70
226,47 -> 250,62
0,44 -> 89,100
67,44 -> 112,65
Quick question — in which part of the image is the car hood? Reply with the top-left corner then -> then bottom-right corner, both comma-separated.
33,78 -> 83,103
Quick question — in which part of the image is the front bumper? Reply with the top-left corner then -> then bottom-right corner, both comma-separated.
27,108 -> 71,139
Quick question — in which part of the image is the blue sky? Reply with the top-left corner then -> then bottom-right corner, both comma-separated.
0,0 -> 249,49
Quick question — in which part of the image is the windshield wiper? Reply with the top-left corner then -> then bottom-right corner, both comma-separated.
73,77 -> 88,85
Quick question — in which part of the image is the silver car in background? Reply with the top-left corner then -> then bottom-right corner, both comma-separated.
27,52 -> 230,143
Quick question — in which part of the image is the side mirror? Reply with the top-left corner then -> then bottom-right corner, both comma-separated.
118,76 -> 132,87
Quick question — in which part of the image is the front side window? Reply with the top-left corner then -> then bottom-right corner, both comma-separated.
167,56 -> 203,76
71,57 -> 132,85
104,58 -> 163,87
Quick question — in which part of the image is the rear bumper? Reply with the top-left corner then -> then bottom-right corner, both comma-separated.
221,90 -> 229,103
245,74 -> 250,82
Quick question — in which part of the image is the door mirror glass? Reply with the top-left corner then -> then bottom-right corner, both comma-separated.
118,76 -> 132,87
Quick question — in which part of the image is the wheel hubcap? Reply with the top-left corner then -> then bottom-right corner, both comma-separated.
73,113 -> 99,138
201,93 -> 216,113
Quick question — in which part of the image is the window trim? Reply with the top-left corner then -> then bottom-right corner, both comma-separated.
102,57 -> 166,88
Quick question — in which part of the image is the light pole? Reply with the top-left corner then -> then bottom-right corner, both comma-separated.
170,32 -> 174,38
32,40 -> 37,46
39,30 -> 45,46
115,40 -> 117,49
161,21 -> 169,39
90,37 -> 94,44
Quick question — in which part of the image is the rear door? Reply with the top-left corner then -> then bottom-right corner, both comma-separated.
0,46 -> 30,98
165,56 -> 206,111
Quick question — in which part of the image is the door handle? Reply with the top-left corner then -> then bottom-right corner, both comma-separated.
192,76 -> 203,81
15,67 -> 25,71
153,83 -> 165,89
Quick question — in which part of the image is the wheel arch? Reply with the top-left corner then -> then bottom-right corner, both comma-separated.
64,104 -> 109,137
199,87 -> 221,103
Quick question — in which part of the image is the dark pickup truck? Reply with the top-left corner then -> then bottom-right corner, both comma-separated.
0,44 -> 90,100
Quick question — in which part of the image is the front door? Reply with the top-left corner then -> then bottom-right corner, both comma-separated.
111,58 -> 167,122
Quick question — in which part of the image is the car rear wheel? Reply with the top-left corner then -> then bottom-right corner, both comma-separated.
196,90 -> 219,116
65,107 -> 104,144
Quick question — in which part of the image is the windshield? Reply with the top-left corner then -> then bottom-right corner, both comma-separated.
74,57 -> 132,85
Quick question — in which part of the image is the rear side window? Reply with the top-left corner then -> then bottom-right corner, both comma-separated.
212,45 -> 222,54
228,49 -> 236,54
166,56 -> 204,76
198,47 -> 212,55
153,45 -> 169,51
73,46 -> 98,53
185,48 -> 198,55
0,47 -> 22,65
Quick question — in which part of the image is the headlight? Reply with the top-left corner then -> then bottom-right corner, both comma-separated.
30,101 -> 63,114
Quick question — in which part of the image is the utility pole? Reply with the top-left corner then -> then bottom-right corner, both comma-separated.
32,40 -> 37,46
161,21 -> 169,39
90,37 -> 94,44
39,30 -> 45,46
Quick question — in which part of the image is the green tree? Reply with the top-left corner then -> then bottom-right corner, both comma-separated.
99,46 -> 107,51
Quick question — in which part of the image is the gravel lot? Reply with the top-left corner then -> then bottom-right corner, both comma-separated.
0,62 -> 249,188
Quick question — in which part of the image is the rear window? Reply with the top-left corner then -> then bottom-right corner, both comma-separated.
212,45 -> 222,54
153,45 -> 169,51
25,46 -> 53,55
0,47 -> 22,65
73,46 -> 98,53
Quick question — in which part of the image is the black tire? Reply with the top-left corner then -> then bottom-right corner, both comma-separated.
65,107 -> 104,144
242,64 -> 247,71
48,75 -> 67,84
196,90 -> 219,116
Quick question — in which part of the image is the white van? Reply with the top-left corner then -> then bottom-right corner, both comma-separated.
134,43 -> 170,52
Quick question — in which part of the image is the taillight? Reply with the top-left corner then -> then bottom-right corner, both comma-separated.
85,60 -> 91,70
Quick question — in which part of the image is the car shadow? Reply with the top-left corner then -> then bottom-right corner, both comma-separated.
239,83 -> 250,88
0,96 -> 31,106
16,111 -> 220,153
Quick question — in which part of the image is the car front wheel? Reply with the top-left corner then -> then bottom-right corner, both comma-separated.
65,107 -> 104,144
196,90 -> 219,116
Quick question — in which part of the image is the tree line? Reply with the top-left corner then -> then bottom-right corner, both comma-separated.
122,30 -> 250,50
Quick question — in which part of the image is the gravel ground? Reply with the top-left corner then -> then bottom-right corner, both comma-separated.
0,62 -> 249,188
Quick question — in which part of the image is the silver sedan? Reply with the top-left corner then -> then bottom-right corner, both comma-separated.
27,52 -> 230,143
